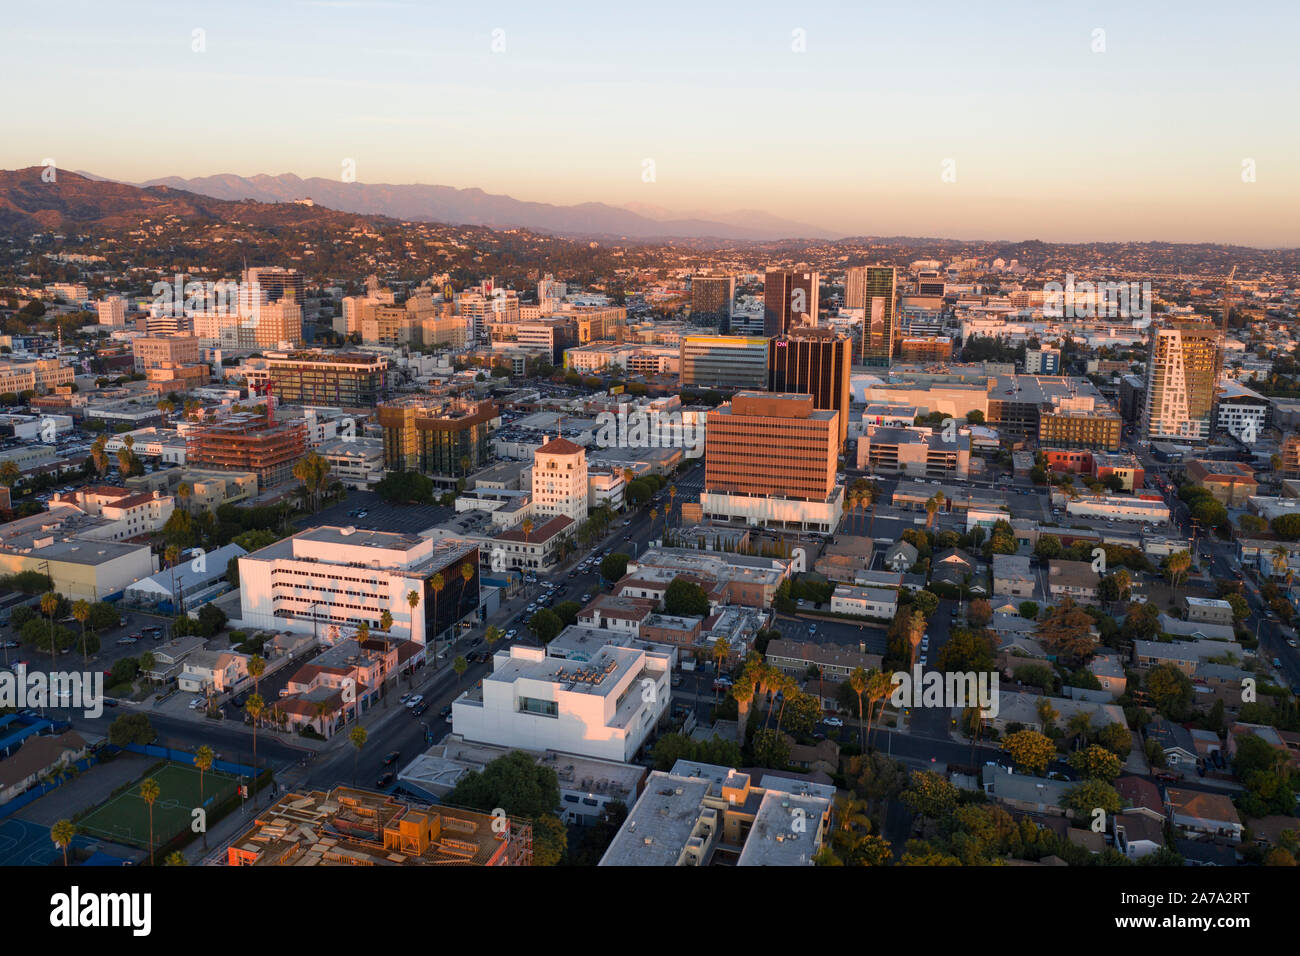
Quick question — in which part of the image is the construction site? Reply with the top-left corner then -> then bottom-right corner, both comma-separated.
224,787 -> 533,866
186,411 -> 308,489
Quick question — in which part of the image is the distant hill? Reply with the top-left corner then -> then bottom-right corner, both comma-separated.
0,167 -> 387,234
135,171 -> 834,241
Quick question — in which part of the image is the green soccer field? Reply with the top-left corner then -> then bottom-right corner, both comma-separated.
78,762 -> 239,850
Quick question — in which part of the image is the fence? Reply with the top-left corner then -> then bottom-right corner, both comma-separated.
118,743 -> 259,779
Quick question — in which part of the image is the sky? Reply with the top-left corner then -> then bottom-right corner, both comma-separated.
3,0 -> 1299,246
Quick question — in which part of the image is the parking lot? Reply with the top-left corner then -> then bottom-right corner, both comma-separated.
298,490 -> 454,536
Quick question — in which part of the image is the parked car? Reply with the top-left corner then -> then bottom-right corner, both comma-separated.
382,750 -> 401,766
404,695 -> 424,708
823,716 -> 844,728
376,772 -> 395,788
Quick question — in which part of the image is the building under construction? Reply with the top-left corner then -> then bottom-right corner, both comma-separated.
377,395 -> 497,476
225,786 -> 532,866
186,412 -> 307,489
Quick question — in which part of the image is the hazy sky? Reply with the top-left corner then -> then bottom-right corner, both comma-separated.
4,0 -> 1298,245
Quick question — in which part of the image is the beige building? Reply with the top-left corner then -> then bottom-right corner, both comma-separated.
532,436 -> 588,525
133,335 -> 201,372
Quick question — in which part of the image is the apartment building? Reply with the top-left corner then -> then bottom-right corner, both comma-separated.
856,425 -> 970,479
186,413 -> 308,489
0,358 -> 75,395
1142,321 -> 1223,443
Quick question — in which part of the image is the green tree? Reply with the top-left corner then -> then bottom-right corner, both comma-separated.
900,769 -> 958,820
51,819 -> 76,866
1067,744 -> 1123,782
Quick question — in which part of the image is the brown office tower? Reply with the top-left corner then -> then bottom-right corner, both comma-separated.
763,270 -> 820,336
767,328 -> 852,447
691,274 -> 735,324
377,395 -> 498,475
702,392 -> 842,532
186,413 -> 307,489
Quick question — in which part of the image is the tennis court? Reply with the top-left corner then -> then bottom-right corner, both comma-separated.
77,762 -> 238,850
0,818 -> 100,867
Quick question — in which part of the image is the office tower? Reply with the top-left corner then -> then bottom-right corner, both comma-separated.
916,271 -> 947,297
767,327 -> 852,447
857,265 -> 898,367
264,350 -> 390,407
377,396 -> 498,474
244,267 -> 306,304
1141,321 -> 1223,443
679,335 -> 770,389
691,274 -> 735,323
532,436 -> 589,525
1024,347 -> 1061,375
97,295 -> 127,328
763,270 -> 819,336
702,392 -> 842,533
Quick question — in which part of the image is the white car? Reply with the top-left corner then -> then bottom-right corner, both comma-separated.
404,695 -> 424,708
506,629 -> 518,640
823,716 -> 844,728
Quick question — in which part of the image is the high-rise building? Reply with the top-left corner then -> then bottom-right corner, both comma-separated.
855,265 -> 898,367
679,335 -> 769,389
532,436 -> 588,525
767,328 -> 852,446
254,300 -> 304,349
377,396 -> 497,475
702,392 -> 842,532
1141,321 -> 1223,443
132,335 -> 200,372
263,350 -> 390,407
763,270 -> 819,336
243,267 -> 306,305
691,274 -> 735,322
96,295 -> 127,328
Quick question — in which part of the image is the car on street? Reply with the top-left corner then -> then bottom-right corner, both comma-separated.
581,594 -> 591,603
506,629 -> 517,639
383,750 -> 400,766
404,694 -> 424,708
823,716 -> 844,727
116,637 -> 136,645
400,694 -> 412,704
376,772 -> 395,788
439,706 -> 452,721
412,703 -> 427,717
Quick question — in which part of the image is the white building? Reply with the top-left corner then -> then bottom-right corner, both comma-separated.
532,436 -> 588,525
829,584 -> 898,620
237,526 -> 480,645
317,436 -> 385,489
452,642 -> 670,763
1064,495 -> 1170,524
96,295 -> 127,328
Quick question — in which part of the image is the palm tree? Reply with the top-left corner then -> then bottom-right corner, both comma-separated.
1066,712 -> 1092,751
140,777 -> 160,865
349,724 -> 368,785
1166,549 -> 1192,598
245,693 -> 265,771
711,637 -> 731,701
248,654 -> 265,696
51,819 -> 76,866
176,481 -> 191,512
40,591 -> 59,688
667,483 -> 677,526
71,598 -> 91,667
429,573 -> 445,658
849,667 -> 868,751
925,493 -> 941,529
905,609 -> 926,667
732,671 -> 756,745
867,669 -> 894,748
1113,568 -> 1131,605
459,562 -> 474,620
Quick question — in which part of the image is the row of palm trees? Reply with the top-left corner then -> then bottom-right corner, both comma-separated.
50,746 -> 217,867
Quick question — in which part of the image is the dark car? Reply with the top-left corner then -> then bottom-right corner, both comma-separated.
412,704 -> 428,717
383,750 -> 400,766
376,772 -> 395,788
439,706 -> 452,721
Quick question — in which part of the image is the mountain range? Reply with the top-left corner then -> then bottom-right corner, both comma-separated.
125,172 -> 835,241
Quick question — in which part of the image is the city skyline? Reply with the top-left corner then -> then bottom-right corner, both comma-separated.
3,0 -> 1298,246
